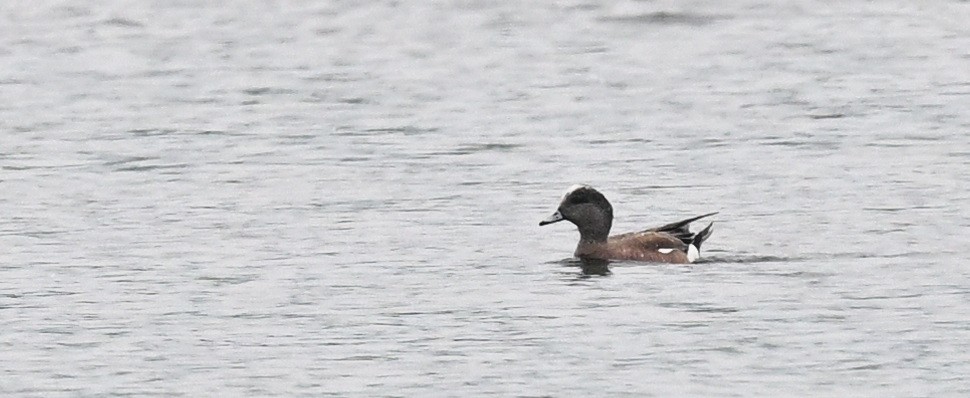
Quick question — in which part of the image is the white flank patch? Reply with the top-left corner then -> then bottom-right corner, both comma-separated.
658,248 -> 674,254
687,244 -> 700,263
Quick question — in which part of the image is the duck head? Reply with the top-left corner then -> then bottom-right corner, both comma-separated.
539,185 -> 614,242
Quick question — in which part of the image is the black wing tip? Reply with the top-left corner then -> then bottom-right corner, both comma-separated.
650,211 -> 719,233
679,211 -> 719,225
695,211 -> 719,220
691,221 -> 715,250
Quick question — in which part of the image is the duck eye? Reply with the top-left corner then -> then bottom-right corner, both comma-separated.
569,194 -> 587,204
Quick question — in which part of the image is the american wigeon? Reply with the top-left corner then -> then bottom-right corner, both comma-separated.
540,185 -> 716,263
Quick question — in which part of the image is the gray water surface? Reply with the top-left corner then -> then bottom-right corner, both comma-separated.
3,1 -> 970,396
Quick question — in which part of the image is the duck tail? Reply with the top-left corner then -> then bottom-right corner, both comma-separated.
687,222 -> 715,263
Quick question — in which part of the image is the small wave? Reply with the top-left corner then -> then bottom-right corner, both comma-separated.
127,128 -> 176,137
241,87 -> 295,96
357,126 -> 440,135
101,17 -> 143,27
696,254 -> 801,264
600,11 -> 727,26
114,163 -> 189,172
103,155 -> 157,167
658,302 -> 740,313
551,254 -> 800,270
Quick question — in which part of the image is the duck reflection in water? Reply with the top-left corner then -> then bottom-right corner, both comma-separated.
578,257 -> 611,276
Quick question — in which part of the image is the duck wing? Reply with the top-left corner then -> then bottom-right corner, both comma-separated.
620,231 -> 688,250
641,212 -> 718,245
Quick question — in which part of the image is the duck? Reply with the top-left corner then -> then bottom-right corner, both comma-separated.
539,185 -> 716,263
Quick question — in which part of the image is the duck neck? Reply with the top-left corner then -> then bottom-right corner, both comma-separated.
577,217 -> 611,244
575,225 -> 610,259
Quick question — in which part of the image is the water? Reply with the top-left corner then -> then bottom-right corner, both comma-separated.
2,0 -> 969,396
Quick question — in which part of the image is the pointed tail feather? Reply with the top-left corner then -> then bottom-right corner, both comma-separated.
648,212 -> 719,235
646,212 -> 718,245
687,222 -> 715,262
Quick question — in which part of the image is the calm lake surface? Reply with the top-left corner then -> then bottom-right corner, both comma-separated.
2,0 -> 969,396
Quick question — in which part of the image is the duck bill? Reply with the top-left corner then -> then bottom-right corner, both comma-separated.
539,210 -> 564,226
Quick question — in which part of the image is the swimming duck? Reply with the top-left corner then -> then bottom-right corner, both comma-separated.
540,185 -> 716,263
